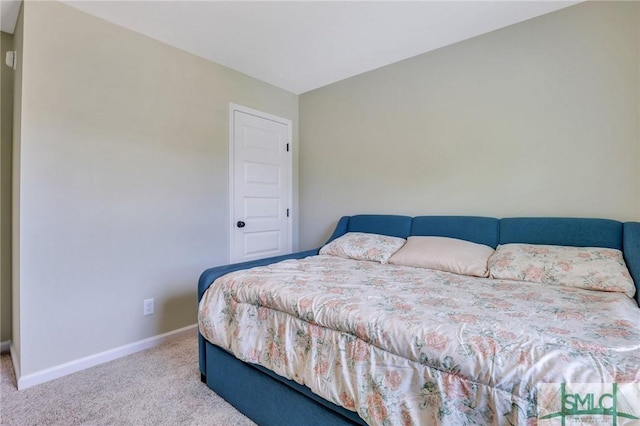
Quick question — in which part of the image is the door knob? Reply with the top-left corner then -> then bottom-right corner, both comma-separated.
236,221 -> 246,228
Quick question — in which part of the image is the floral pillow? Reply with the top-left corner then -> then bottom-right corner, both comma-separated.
319,232 -> 406,264
488,243 -> 636,298
388,236 -> 494,277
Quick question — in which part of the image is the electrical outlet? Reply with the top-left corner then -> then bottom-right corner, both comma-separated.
143,298 -> 154,316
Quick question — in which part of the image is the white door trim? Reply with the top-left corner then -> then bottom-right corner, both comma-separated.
228,103 -> 293,264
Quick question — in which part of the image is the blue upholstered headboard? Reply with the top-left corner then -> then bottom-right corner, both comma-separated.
499,218 -> 623,249
624,222 -> 640,302
327,215 -> 640,306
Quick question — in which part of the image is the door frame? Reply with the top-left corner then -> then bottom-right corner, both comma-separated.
228,103 -> 293,264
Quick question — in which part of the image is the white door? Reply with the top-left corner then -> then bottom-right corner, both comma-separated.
229,104 -> 292,263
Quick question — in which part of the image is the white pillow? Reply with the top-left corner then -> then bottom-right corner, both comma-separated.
319,232 -> 406,264
388,236 -> 495,277
488,243 -> 636,298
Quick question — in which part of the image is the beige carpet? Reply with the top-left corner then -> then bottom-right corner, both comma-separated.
0,332 -> 255,426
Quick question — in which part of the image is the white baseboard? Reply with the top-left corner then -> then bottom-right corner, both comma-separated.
0,340 -> 10,353
16,324 -> 197,390
10,342 -> 20,384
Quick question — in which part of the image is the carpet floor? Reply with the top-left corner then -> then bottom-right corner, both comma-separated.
0,331 -> 255,425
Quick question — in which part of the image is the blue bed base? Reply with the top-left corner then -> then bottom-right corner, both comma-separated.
198,215 -> 640,425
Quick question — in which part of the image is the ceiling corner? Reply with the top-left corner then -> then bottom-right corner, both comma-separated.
1,0 -> 21,34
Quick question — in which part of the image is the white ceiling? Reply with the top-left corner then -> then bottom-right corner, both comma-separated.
1,0 -> 21,33
3,1 -> 579,94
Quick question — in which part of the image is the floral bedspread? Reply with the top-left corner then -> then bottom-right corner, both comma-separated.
198,255 -> 640,426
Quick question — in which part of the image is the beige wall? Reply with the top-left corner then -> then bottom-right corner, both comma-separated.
299,1 -> 640,249
1,31 -> 14,344
14,0 -> 297,376
12,2 -> 24,371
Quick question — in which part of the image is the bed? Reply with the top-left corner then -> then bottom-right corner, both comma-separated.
197,215 -> 640,425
